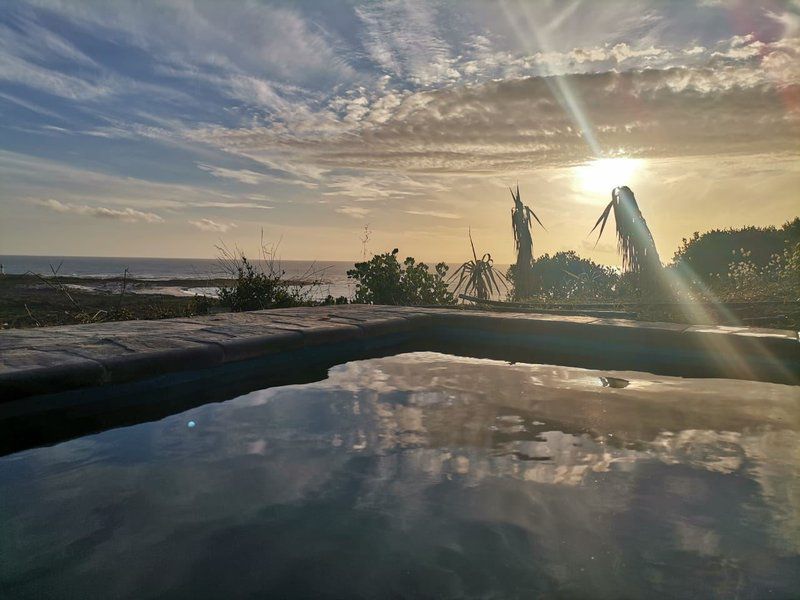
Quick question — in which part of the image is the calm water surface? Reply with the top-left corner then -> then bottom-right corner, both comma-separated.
1,353 -> 798,599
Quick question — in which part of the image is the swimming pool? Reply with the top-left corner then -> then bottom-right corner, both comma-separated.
1,352 -> 798,598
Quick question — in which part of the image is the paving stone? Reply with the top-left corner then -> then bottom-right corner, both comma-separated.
0,349 -> 105,399
179,328 -> 305,362
1,306 -> 797,401
324,315 -> 417,337
254,318 -> 364,346
59,336 -> 225,384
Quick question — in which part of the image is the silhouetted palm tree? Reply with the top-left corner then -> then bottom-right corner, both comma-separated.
510,185 -> 545,298
590,186 -> 661,274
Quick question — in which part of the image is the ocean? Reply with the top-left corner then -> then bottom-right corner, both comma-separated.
0,255 -> 506,300
0,255 -> 358,299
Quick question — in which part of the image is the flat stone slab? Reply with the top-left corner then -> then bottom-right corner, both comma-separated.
1,305 -> 797,401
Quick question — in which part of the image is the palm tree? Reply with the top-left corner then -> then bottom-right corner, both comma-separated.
510,185 -> 545,298
590,186 -> 661,274
450,230 -> 508,300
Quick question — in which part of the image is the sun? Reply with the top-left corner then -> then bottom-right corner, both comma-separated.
573,158 -> 644,196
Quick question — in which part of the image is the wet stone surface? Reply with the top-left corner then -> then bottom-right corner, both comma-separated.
1,305 -> 797,399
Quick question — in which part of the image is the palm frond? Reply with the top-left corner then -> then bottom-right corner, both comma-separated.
525,206 -> 546,231
469,228 -> 479,262
590,199 -> 614,246
452,233 -> 508,300
591,186 -> 661,274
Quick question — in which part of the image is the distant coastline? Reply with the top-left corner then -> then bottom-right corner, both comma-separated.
0,255 -> 355,280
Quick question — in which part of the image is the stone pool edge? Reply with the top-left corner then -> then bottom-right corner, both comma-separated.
1,305 -> 798,402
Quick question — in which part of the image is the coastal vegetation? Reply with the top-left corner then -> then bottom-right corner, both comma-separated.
506,251 -> 618,302
347,249 -> 453,305
215,238 -> 347,312
672,218 -> 799,278
449,231 -> 508,301
509,184 -> 546,299
2,191 -> 797,330
217,255 -> 306,312
0,273 -> 215,328
216,240 -> 316,312
590,186 -> 661,276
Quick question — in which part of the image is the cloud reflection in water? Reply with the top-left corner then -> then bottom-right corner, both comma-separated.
1,352 -> 798,598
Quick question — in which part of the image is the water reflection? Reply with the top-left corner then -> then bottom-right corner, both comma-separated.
1,352 -> 798,599
600,375 -> 630,388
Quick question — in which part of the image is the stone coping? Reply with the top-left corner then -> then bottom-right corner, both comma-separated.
1,305 -> 798,402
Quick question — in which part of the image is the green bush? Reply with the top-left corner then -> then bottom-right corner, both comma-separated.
321,295 -> 349,305
347,249 -> 454,305
507,251 -> 619,302
218,255 -> 304,312
672,218 -> 799,279
711,243 -> 800,302
186,294 -> 215,315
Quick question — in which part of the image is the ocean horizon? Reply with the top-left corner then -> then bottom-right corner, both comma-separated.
0,254 -> 356,279
1,255 -> 507,300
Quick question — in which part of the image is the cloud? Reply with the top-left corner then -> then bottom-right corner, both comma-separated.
193,201 -> 272,210
0,91 -> 67,120
0,51 -> 116,100
0,17 -> 115,100
0,16 -> 184,102
11,1 -> 355,89
3,0 -> 799,263
355,0 -> 457,85
188,218 -> 237,232
404,209 -> 460,219
192,45 -> 799,179
766,7 -> 800,37
335,206 -> 371,218
197,163 -> 268,185
0,151 -> 277,215
34,199 -> 163,223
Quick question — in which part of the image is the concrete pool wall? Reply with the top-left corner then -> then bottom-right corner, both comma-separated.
1,305 -> 798,453
2,305 -> 798,397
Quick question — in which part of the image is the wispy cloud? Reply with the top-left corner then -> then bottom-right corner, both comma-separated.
193,201 -> 273,210
188,218 -> 237,232
335,205 -> 371,218
0,151 -> 273,213
355,0 -> 457,85
197,163 -> 269,185
34,199 -> 164,223
0,91 -> 67,120
404,209 -> 460,219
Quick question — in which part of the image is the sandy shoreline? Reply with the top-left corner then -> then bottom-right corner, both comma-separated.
7,273 -> 323,297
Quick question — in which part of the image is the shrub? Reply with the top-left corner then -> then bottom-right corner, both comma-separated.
321,295 -> 349,305
713,244 -> 800,302
672,218 -> 799,279
507,251 -> 619,302
186,294 -> 215,315
347,249 -> 454,305
218,255 -> 304,312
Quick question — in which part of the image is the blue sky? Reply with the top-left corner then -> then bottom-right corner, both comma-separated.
1,0 -> 798,262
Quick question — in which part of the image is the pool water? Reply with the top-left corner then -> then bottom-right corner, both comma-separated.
1,352 -> 798,599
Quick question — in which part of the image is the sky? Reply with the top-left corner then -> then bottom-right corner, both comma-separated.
0,0 -> 798,264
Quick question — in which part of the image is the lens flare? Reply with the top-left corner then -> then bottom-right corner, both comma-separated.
574,158 -> 644,195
